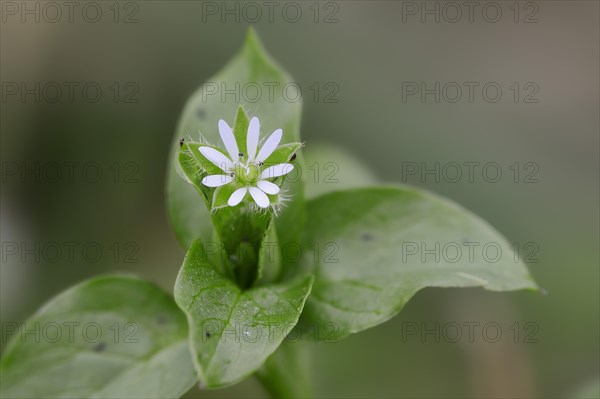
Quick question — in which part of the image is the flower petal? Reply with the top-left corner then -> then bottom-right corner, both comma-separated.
249,186 -> 270,208
218,119 -> 239,161
257,180 -> 280,195
202,174 -> 233,187
260,163 -> 294,179
228,187 -> 248,206
199,146 -> 234,172
256,129 -> 283,163
247,117 -> 260,161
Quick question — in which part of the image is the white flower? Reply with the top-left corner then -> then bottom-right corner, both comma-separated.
199,116 -> 294,209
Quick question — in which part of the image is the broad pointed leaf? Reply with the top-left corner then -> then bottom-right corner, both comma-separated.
0,275 -> 197,399
303,142 -> 378,199
174,240 -> 313,388
299,186 -> 538,340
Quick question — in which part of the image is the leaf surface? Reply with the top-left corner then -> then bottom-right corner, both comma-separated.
299,186 -> 538,339
0,275 -> 197,399
174,240 -> 313,388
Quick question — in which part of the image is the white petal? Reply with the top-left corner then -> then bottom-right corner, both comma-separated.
256,129 -> 282,163
228,187 -> 248,206
247,117 -> 260,161
199,146 -> 234,172
202,174 -> 233,187
218,119 -> 239,161
260,163 -> 294,179
257,180 -> 280,195
249,187 -> 270,208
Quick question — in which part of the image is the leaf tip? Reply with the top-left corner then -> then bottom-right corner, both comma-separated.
244,26 -> 261,48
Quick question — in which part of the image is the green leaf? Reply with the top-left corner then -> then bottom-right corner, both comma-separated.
232,104 -> 250,158
298,186 -> 538,340
256,341 -> 313,399
264,142 -> 303,166
255,219 -> 282,286
0,275 -> 197,399
174,240 -> 314,388
166,28 -> 305,252
170,149 -> 213,246
212,183 -> 237,210
178,146 -> 211,205
303,142 -> 378,199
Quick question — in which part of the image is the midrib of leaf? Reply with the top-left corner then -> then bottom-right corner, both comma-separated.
203,292 -> 242,377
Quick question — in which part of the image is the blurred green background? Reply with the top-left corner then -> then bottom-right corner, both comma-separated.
1,1 -> 598,397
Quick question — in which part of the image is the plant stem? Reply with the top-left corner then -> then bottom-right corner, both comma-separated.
255,341 -> 314,398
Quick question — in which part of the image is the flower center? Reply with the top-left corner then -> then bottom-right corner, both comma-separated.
235,162 -> 261,185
